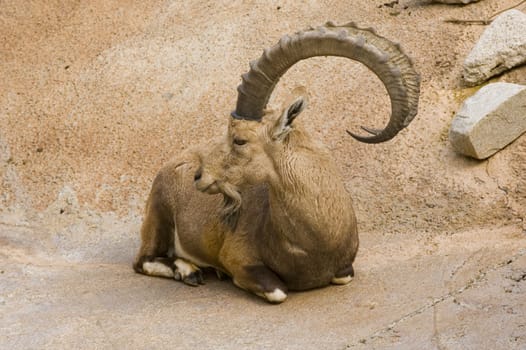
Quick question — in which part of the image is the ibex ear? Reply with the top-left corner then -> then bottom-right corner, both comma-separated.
272,95 -> 307,141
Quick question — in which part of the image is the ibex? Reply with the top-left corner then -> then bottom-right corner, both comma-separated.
134,22 -> 420,303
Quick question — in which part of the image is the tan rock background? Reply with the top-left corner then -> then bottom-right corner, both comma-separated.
2,0 -> 524,233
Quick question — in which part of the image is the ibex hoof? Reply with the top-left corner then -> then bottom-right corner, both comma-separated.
263,288 -> 287,304
174,258 -> 204,286
331,275 -> 353,285
332,264 -> 355,285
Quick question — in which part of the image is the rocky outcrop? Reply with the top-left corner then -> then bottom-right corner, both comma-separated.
449,83 -> 526,159
463,10 -> 526,86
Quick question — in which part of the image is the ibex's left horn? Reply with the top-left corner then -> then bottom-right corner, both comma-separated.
232,22 -> 420,144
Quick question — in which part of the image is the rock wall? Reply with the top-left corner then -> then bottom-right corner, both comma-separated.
0,0 -> 525,234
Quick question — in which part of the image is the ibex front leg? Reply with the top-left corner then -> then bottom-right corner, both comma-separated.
219,233 -> 288,304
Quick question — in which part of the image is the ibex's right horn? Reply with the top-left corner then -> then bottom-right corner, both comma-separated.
232,21 -> 420,144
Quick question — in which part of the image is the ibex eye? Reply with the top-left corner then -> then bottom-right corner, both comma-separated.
233,138 -> 247,146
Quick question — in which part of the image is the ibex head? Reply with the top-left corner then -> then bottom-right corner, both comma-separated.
195,21 -> 420,207
194,90 -> 307,222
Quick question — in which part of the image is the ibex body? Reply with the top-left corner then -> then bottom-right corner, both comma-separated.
134,22 -> 420,303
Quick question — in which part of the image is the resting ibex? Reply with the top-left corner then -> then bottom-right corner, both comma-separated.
134,22 -> 420,303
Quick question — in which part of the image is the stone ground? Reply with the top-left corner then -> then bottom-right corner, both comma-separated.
1,1 -> 526,349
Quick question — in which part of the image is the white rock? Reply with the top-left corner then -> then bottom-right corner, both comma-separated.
449,83 -> 526,159
433,0 -> 480,3
463,10 -> 526,86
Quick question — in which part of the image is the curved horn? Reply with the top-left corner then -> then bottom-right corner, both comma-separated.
232,21 -> 420,143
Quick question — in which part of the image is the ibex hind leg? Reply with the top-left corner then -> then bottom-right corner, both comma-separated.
133,203 -> 204,285
133,194 -> 175,276
133,167 -> 204,285
331,264 -> 355,285
232,265 -> 288,304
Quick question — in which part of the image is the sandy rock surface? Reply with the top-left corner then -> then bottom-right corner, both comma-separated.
449,83 -> 526,159
1,1 -> 526,349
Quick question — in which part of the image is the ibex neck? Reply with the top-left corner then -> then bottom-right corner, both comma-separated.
266,144 -> 352,240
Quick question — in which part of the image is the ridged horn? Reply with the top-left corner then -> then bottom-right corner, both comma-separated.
231,21 -> 420,143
